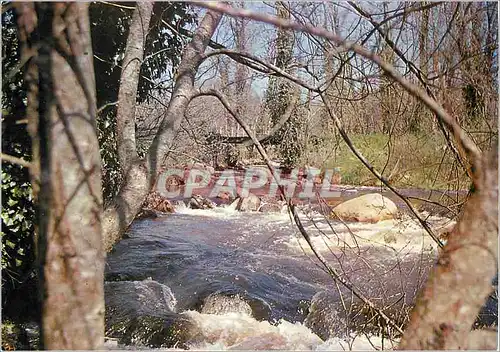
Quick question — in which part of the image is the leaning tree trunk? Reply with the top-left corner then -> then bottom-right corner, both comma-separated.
102,10 -> 224,252
116,1 -> 154,175
15,2 -> 105,349
399,146 -> 498,349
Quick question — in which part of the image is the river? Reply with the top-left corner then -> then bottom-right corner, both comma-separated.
104,197 -> 471,350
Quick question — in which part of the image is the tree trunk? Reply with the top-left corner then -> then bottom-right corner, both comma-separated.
265,1 -> 299,168
16,2 -> 105,349
232,1 -> 249,127
116,1 -> 154,174
102,10 -> 224,252
379,2 -> 395,134
399,147 -> 498,349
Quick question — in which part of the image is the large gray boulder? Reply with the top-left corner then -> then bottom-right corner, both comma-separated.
331,193 -> 398,223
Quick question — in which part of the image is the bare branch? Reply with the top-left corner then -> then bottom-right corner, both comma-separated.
191,1 -> 482,174
348,2 -> 473,180
0,153 -> 32,169
192,88 -> 405,336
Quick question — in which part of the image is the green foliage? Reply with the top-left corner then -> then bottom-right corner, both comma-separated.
463,84 -> 484,123
90,2 -> 197,201
1,8 -> 36,299
278,110 -> 303,168
1,167 -> 35,281
90,2 -> 196,107
0,3 -> 197,306
98,107 -> 122,204
265,82 -> 303,168
303,132 -> 469,190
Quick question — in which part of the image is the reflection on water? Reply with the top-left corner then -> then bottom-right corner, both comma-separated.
104,204 -> 492,350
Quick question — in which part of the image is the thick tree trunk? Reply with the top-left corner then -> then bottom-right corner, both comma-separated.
102,10 -> 224,252
399,147 -> 498,349
116,1 -> 154,174
16,2 -> 105,349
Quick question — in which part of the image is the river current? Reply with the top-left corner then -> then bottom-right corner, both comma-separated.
104,199 -> 468,350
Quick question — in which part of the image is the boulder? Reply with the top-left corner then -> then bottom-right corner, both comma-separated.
216,190 -> 236,202
230,194 -> 261,212
104,279 -> 194,348
135,208 -> 158,220
189,194 -> 216,210
331,193 -> 398,223
143,192 -> 175,213
201,293 -> 253,316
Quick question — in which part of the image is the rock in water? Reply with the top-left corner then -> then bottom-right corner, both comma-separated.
331,193 -> 398,223
201,293 -> 253,316
104,279 -> 194,348
217,190 -> 236,202
189,194 -> 216,209
230,194 -> 261,212
135,208 -> 158,220
143,192 -> 175,213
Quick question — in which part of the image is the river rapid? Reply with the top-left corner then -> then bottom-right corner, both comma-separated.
104,197 -> 469,350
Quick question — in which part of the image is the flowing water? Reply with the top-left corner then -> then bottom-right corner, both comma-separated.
104,198 -> 466,350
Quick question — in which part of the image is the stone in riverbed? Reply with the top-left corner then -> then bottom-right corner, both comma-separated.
217,190 -> 236,202
201,293 -> 253,316
135,208 -> 158,220
189,194 -> 216,209
230,194 -> 261,212
143,192 -> 175,213
331,193 -> 398,223
105,279 -> 194,348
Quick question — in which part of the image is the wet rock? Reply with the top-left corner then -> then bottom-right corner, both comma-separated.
201,293 -> 253,316
231,194 -> 261,212
331,193 -> 398,223
304,291 -> 349,340
258,197 -> 285,213
304,258 -> 436,341
217,190 -> 236,202
105,279 -> 193,348
189,194 -> 216,209
135,208 -> 158,220
143,192 -> 175,213
305,289 -> 412,340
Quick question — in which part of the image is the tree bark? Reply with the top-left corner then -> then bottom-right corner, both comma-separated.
16,2 -> 105,349
399,147 -> 498,349
102,9 -> 223,252
116,1 -> 154,174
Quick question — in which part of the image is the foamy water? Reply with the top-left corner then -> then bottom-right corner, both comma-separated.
105,308 -> 396,351
104,201 -> 457,350
173,202 -> 453,256
179,310 -> 397,350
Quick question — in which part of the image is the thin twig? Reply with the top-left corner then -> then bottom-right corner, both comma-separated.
191,88 -> 405,336
191,1 -> 481,171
